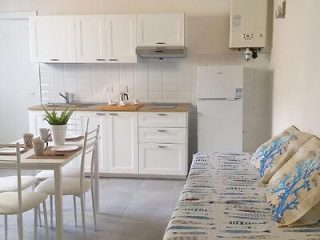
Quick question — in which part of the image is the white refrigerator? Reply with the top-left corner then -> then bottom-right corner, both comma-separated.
197,66 -> 243,153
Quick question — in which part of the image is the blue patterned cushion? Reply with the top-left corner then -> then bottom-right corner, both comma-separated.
251,126 -> 312,184
267,137 -> 320,227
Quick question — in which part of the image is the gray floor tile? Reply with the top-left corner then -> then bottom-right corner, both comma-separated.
0,177 -> 185,240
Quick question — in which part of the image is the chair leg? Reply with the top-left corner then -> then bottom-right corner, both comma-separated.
38,205 -> 42,227
33,184 -> 42,227
50,195 -> 53,228
80,194 -> 87,240
17,212 -> 23,240
91,187 -> 97,231
34,207 -> 38,240
73,195 -> 78,227
4,215 -> 8,240
43,201 -> 49,240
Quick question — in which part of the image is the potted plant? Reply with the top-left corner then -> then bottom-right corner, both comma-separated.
43,106 -> 75,146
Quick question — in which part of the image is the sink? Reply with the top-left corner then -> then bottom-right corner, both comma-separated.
149,103 -> 177,109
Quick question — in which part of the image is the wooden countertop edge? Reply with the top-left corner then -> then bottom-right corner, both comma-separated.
28,103 -> 192,113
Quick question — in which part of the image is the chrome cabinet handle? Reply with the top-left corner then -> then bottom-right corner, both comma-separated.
156,42 -> 166,45
96,58 -> 106,61
108,59 -> 118,62
158,145 -> 167,149
96,113 -> 106,116
157,130 -> 167,133
157,113 -> 167,116
109,113 -> 119,116
50,58 -> 59,61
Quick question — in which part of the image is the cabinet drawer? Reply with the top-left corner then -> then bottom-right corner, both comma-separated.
139,128 -> 186,144
139,143 -> 187,175
138,112 -> 187,127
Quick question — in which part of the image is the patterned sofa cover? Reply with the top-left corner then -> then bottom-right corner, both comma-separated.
163,153 -> 320,240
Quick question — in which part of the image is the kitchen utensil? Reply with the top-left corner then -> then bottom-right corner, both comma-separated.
32,138 -> 48,156
40,128 -> 51,141
23,133 -> 34,148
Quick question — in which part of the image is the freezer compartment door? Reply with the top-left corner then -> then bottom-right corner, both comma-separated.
197,99 -> 243,153
197,66 -> 243,99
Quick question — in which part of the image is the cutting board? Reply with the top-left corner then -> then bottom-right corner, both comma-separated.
96,104 -> 144,111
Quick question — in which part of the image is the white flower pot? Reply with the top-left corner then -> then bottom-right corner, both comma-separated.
50,124 -> 67,146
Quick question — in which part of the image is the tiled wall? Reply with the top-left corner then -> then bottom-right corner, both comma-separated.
40,62 -> 193,104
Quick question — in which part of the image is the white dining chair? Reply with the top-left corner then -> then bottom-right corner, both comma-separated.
35,119 -> 100,240
0,144 -> 38,193
0,143 -> 49,240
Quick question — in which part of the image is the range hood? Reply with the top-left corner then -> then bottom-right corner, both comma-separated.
136,46 -> 186,59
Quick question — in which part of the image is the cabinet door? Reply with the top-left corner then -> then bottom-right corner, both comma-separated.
75,16 -> 107,63
77,112 -> 107,173
139,143 -> 187,176
106,112 -> 138,173
137,13 -> 185,46
29,16 -> 76,63
105,15 -> 137,63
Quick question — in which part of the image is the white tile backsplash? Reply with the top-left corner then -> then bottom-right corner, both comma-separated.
40,61 -> 194,104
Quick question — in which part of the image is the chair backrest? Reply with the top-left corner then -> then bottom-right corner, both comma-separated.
79,119 -> 100,189
0,143 -> 23,239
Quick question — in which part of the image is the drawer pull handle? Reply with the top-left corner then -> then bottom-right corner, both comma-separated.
157,113 -> 167,116
109,113 -> 119,116
96,113 -> 106,116
156,42 -> 166,45
96,58 -> 106,61
50,58 -> 59,61
109,59 -> 118,62
157,130 -> 167,133
158,145 -> 167,149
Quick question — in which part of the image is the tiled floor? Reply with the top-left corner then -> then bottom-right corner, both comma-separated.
0,178 -> 185,240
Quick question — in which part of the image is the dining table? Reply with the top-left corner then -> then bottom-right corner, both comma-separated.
0,139 -> 100,240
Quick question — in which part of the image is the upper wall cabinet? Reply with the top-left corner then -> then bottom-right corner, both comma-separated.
137,13 -> 185,47
29,16 -> 77,63
75,15 -> 107,63
106,15 -> 137,63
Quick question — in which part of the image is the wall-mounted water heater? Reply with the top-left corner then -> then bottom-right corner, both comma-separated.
229,0 -> 268,61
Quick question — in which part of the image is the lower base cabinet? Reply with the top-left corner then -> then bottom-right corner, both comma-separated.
139,143 -> 187,176
104,112 -> 138,174
29,110 -> 188,178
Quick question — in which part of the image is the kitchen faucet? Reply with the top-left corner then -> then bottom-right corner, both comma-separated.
59,92 -> 71,104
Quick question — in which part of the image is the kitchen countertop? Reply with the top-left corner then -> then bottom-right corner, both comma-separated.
28,103 -> 191,112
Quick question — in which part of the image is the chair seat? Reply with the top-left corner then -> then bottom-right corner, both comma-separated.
35,177 -> 91,196
35,168 -> 81,180
0,192 -> 47,215
0,176 -> 38,192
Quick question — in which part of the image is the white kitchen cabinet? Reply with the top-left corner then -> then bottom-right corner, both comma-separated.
139,127 -> 186,144
75,15 -> 107,63
105,15 -> 137,63
77,111 -> 107,172
137,13 -> 185,47
29,16 -> 77,63
138,112 -> 187,128
139,143 -> 186,175
29,109 -> 189,177
105,112 -> 138,174
138,111 -> 188,177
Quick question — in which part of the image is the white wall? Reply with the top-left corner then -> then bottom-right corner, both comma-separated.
271,0 -> 320,137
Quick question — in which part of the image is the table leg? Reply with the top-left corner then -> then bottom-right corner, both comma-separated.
94,143 -> 100,213
54,166 -> 63,240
